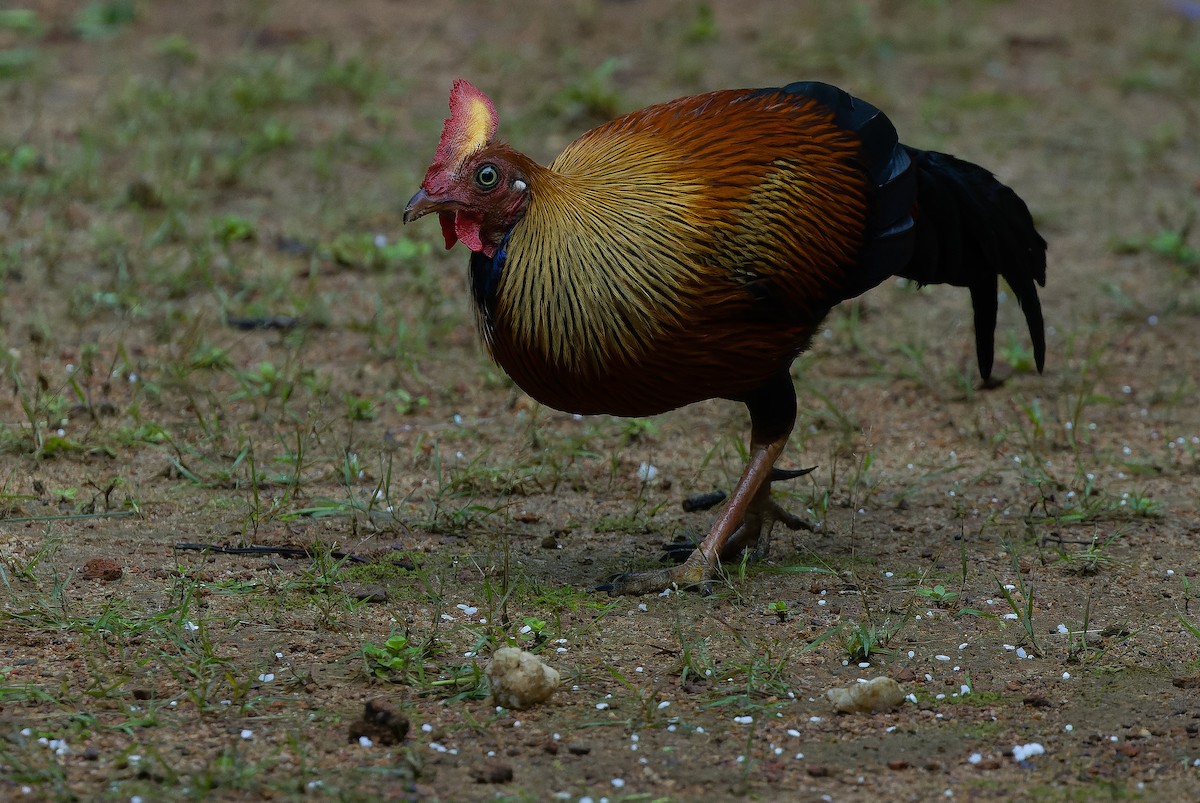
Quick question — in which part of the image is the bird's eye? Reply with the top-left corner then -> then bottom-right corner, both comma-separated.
475,164 -> 500,189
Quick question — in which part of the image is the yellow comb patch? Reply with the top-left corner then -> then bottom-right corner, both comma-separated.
455,94 -> 494,159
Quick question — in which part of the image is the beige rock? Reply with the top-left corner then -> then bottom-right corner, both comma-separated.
486,647 -> 560,710
826,676 -> 907,714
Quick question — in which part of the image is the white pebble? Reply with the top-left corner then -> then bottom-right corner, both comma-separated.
1012,743 -> 1045,761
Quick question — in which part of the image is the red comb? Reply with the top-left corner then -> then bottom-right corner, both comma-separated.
424,80 -> 498,193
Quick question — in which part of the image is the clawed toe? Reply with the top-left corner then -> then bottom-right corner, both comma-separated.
765,498 -> 815,532
597,561 -> 713,596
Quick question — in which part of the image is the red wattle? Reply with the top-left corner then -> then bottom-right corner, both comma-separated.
438,212 -> 458,249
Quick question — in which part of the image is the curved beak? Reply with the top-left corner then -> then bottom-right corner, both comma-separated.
403,188 -> 466,250
403,188 -> 441,224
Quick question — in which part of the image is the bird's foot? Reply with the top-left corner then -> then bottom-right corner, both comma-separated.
744,493 -> 815,562
713,465 -> 817,562
596,557 -> 714,597
598,466 -> 817,595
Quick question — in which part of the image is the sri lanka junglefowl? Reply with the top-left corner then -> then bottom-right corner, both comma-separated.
404,79 -> 1046,594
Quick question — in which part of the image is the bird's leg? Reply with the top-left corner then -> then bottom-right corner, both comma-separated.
602,373 -> 809,595
724,465 -> 817,562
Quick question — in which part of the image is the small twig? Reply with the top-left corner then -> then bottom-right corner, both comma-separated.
225,315 -> 300,331
173,542 -> 367,564
0,510 -> 137,524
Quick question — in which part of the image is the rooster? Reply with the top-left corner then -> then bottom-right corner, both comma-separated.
404,79 -> 1046,594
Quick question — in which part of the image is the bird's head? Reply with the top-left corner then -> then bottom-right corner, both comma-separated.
404,80 -> 533,259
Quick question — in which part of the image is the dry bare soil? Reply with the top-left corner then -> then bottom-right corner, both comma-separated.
2,1 -> 1200,801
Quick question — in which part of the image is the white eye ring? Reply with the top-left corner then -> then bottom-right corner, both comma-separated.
513,180 -> 527,192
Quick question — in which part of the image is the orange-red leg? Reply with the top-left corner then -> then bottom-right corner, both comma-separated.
601,373 -> 812,595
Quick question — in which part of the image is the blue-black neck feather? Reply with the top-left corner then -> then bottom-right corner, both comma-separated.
469,227 -> 513,328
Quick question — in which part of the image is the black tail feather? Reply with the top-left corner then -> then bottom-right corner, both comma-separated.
900,148 -> 1047,380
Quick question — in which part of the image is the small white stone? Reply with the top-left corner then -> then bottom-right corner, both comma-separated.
1012,743 -> 1045,761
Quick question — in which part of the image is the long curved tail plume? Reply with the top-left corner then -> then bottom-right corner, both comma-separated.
899,148 -> 1047,380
